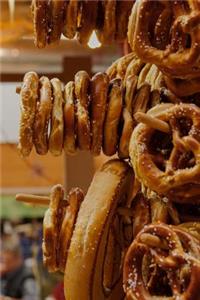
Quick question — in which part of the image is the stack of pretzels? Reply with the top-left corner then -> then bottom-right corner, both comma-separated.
18,53 -> 169,159
32,0 -> 134,48
16,0 -> 200,299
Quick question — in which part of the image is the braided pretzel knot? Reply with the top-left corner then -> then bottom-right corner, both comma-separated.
123,223 -> 200,300
130,103 -> 200,203
129,0 -> 200,79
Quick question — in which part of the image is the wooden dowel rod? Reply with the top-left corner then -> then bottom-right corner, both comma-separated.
16,194 -> 50,206
134,112 -> 170,134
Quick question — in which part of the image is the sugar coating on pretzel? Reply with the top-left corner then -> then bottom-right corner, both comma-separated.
129,0 -> 200,79
123,223 -> 200,300
103,78 -> 123,156
130,103 -> 200,203
74,71 -> 91,151
63,81 -> 77,155
18,71 -> 39,157
49,78 -> 64,156
31,0 -> 48,48
33,76 -> 52,155
91,72 -> 109,155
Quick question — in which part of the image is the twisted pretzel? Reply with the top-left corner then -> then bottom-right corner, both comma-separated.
129,0 -> 200,79
130,103 -> 200,203
123,223 -> 200,300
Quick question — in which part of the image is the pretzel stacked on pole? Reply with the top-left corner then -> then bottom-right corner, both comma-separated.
31,0 -> 135,48
17,54 -> 168,159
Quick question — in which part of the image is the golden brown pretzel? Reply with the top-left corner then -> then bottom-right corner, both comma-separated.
106,52 -> 136,80
90,72 -> 109,155
57,187 -> 84,272
18,72 -> 39,157
97,0 -> 116,44
33,76 -> 52,155
130,103 -> 200,203
115,0 -> 134,41
164,76 -> 200,97
64,159 -> 134,300
77,0 -> 98,44
129,0 -> 200,79
63,81 -> 77,155
62,0 -> 79,39
48,0 -> 65,44
118,75 -> 137,159
103,78 -> 123,156
74,71 -> 91,151
49,78 -> 64,156
31,0 -> 48,48
42,184 -> 65,272
123,223 -> 200,300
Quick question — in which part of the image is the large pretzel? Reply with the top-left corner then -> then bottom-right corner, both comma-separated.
128,0 -> 200,79
123,223 -> 200,300
130,103 -> 200,203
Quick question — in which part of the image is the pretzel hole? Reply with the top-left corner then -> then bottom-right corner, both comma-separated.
175,117 -> 193,137
148,130 -> 173,171
172,150 -> 195,170
142,254 -> 172,296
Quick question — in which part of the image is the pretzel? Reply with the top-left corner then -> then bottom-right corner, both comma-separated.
49,78 -> 64,156
48,0 -> 65,44
42,184 -> 65,272
124,57 -> 145,81
132,192 -> 150,238
178,222 -> 200,241
33,76 -> 52,155
77,0 -> 98,44
103,78 -> 123,156
123,223 -> 200,300
129,0 -> 200,79
90,72 -> 109,155
130,103 -> 200,203
106,53 -> 135,80
97,0 -> 116,44
63,81 -> 77,155
74,71 -> 91,151
18,72 -> 39,157
57,188 -> 84,272
115,0 -> 134,41
62,0 -> 79,39
64,159 -> 134,300
164,76 -> 200,97
118,75 -> 138,159
31,0 -> 48,48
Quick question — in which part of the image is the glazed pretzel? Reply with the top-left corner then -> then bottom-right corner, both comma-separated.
130,103 -> 200,203
128,0 -> 200,79
123,223 -> 200,300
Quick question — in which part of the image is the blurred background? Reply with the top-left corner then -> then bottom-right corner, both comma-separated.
0,1 -> 126,299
